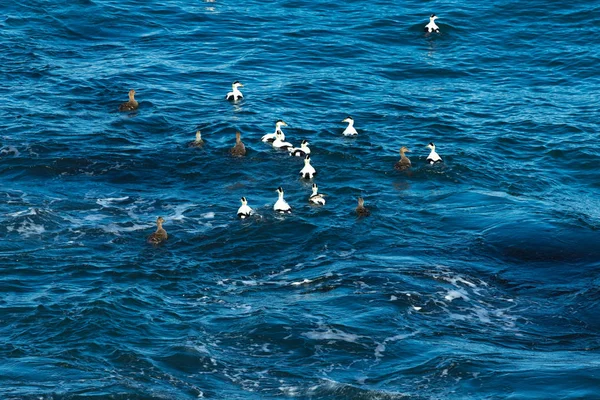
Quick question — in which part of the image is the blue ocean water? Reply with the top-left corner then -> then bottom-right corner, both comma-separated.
1,0 -> 600,398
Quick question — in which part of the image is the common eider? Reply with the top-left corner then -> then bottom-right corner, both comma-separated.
188,131 -> 204,148
147,216 -> 168,245
274,187 -> 292,213
226,81 -> 244,101
309,183 -> 325,205
262,120 -> 288,143
118,89 -> 138,112
289,140 -> 311,157
425,14 -> 440,33
426,142 -> 443,164
356,197 -> 370,217
237,197 -> 253,219
342,116 -> 358,136
299,155 -> 316,179
394,146 -> 411,170
230,131 -> 246,157
272,130 -> 293,150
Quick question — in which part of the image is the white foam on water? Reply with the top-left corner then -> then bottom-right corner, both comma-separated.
473,306 -> 491,323
1,145 -> 20,156
374,332 -> 419,359
269,268 -> 291,278
302,327 -> 362,343
7,207 -> 38,217
103,223 -> 151,235
10,219 -> 45,237
444,289 -> 469,302
96,196 -> 129,207
291,278 -> 313,286
164,203 -> 196,221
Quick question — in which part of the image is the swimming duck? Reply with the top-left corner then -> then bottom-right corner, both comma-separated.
394,146 -> 411,170
272,130 -> 294,150
425,14 -> 440,33
262,120 -> 288,143
237,197 -> 253,219
274,187 -> 292,213
188,130 -> 204,148
289,140 -> 311,157
342,116 -> 358,136
226,81 -> 244,101
147,216 -> 168,245
299,155 -> 316,179
309,183 -> 325,205
426,142 -> 443,164
230,131 -> 246,157
356,197 -> 370,217
118,89 -> 138,112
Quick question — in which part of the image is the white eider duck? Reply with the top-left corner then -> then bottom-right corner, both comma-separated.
237,197 -> 253,219
426,142 -> 443,164
274,187 -> 292,213
308,183 -> 325,205
299,155 -> 316,179
425,14 -> 440,33
342,116 -> 358,136
118,89 -> 138,112
394,146 -> 411,171
356,197 -> 370,217
147,216 -> 168,245
289,140 -> 311,157
272,130 -> 294,150
230,131 -> 246,157
226,81 -> 244,101
188,130 -> 204,148
262,120 -> 288,143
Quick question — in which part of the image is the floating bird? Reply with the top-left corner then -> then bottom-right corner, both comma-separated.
394,146 -> 411,170
237,197 -> 253,219
226,81 -> 244,101
188,131 -> 204,148
309,183 -> 325,205
289,140 -> 311,157
262,120 -> 288,143
424,14 -> 440,33
342,116 -> 358,136
426,142 -> 443,164
118,89 -> 138,112
356,197 -> 370,217
274,187 -> 292,213
299,155 -> 316,179
230,131 -> 246,156
147,216 -> 168,245
272,130 -> 294,150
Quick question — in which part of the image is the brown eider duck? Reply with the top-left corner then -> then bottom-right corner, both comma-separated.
118,89 -> 138,112
147,216 -> 167,245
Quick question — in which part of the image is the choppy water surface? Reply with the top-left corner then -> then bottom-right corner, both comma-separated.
1,0 -> 600,398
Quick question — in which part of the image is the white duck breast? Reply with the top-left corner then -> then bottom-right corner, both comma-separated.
274,187 -> 292,213
226,81 -> 244,101
299,155 -> 316,179
272,131 -> 293,149
425,14 -> 440,33
262,120 -> 287,142
342,117 -> 358,136
426,142 -> 443,164
237,197 -> 253,219
309,184 -> 325,205
289,140 -> 311,157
